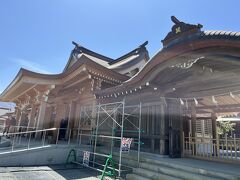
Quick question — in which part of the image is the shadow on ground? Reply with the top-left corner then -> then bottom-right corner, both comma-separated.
0,165 -> 101,180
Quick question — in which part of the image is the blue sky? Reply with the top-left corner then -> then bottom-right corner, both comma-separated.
0,0 -> 240,97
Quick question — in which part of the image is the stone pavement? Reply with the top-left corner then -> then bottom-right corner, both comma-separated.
0,165 -> 100,180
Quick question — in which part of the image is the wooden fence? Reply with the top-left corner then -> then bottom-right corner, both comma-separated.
183,132 -> 240,162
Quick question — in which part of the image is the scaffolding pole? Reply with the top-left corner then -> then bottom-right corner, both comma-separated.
93,104 -> 100,168
75,99 -> 143,179
118,98 -> 125,178
111,109 -> 117,155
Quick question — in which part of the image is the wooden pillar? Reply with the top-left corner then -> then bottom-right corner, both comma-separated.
150,106 -> 155,153
52,103 -> 66,141
28,104 -> 36,130
211,112 -> 217,140
190,104 -> 197,156
66,101 -> 76,138
191,105 -> 196,139
179,105 -> 183,157
160,104 -> 165,155
36,101 -> 47,130
15,108 -> 21,123
18,111 -> 24,128
211,112 -> 217,157
146,105 -> 150,135
145,105 -> 151,152
43,106 -> 52,129
54,104 -> 65,128
168,99 -> 182,158
33,106 -> 39,128
13,107 -> 21,132
74,103 -> 81,128
48,106 -> 56,128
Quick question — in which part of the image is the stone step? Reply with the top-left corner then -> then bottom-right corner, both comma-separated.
142,158 -> 238,180
139,162 -> 220,180
97,148 -> 240,180
126,173 -> 151,180
133,167 -> 182,180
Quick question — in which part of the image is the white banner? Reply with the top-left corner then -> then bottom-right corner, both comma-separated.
83,151 -> 90,166
121,138 -> 133,152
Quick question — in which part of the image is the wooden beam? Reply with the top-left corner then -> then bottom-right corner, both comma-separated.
10,84 -> 37,102
195,103 -> 240,110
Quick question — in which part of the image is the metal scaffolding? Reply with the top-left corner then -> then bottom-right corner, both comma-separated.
75,99 -> 143,178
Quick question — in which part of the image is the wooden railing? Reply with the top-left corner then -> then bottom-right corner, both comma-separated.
183,132 -> 240,162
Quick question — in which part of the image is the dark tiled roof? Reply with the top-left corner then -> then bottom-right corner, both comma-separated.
164,30 -> 240,49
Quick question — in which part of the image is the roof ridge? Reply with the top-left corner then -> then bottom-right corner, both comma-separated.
202,30 -> 240,36
72,41 -> 113,62
109,41 -> 148,65
203,29 -> 240,32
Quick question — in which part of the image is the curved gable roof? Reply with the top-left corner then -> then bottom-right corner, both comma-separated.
0,54 -> 129,101
63,41 -> 113,72
96,17 -> 240,97
63,41 -> 149,74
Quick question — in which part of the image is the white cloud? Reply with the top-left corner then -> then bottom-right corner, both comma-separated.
10,58 -> 52,74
